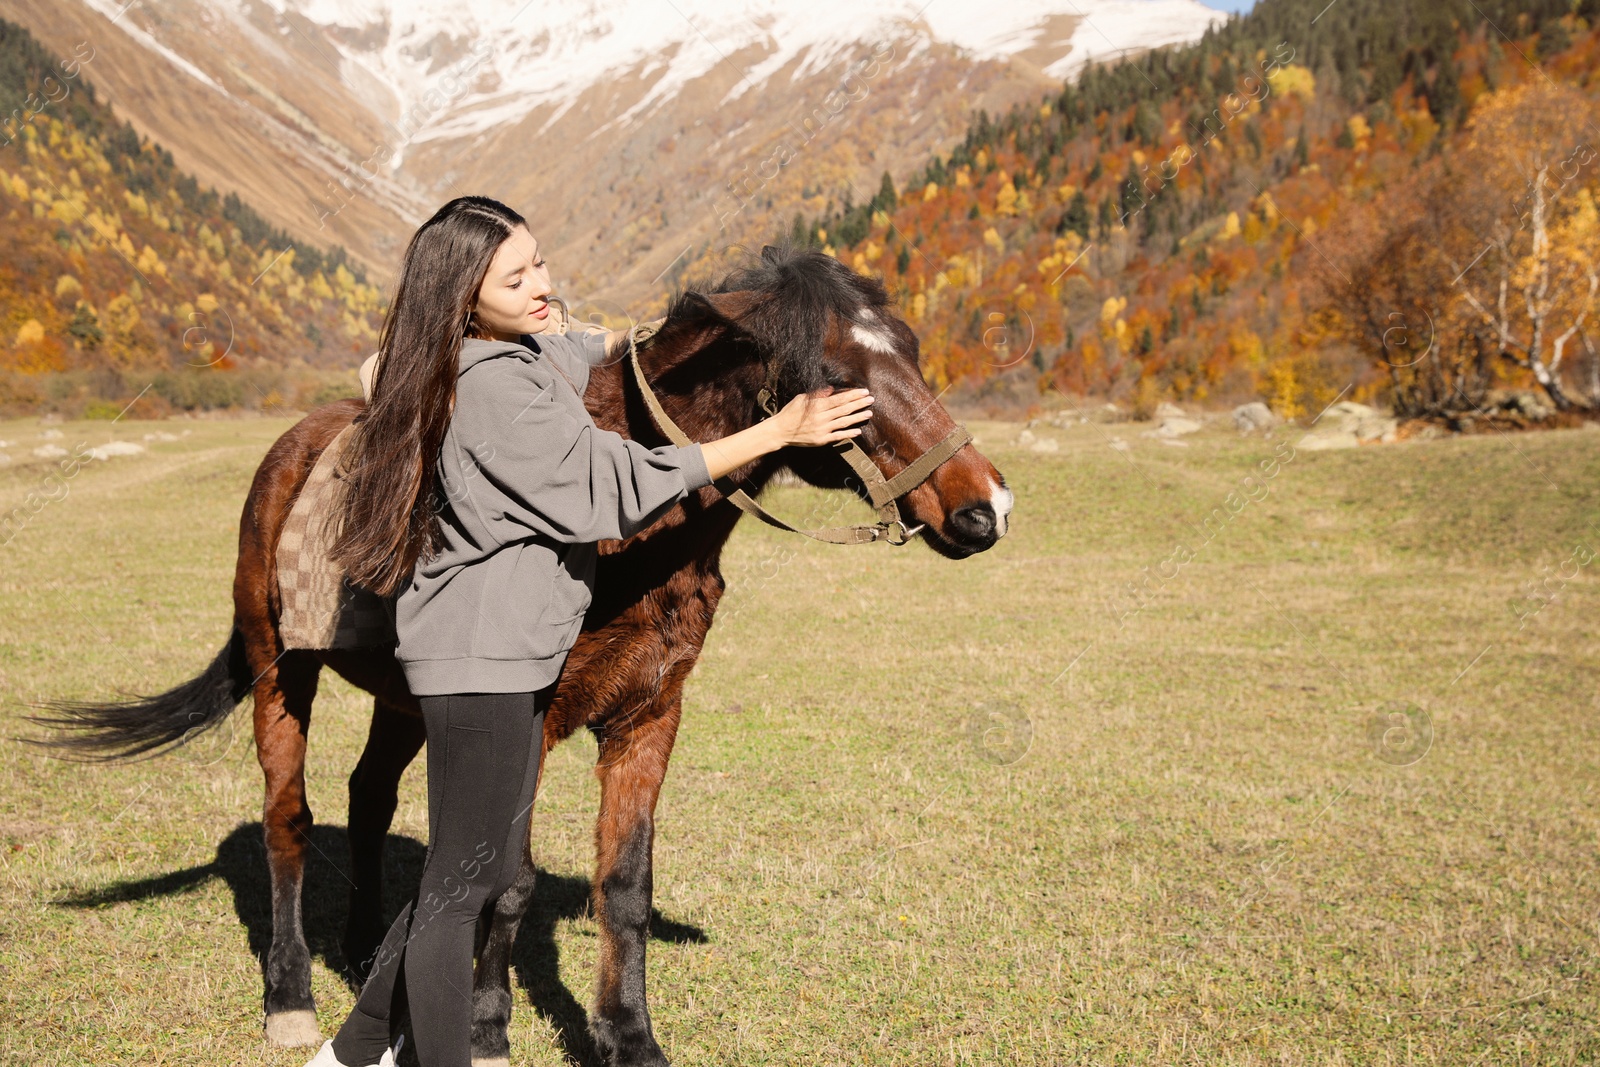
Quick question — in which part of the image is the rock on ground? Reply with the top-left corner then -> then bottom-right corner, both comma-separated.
88,441 -> 146,460
1298,401 -> 1398,449
1157,417 -> 1203,438
1233,402 -> 1278,433
1485,389 -> 1555,421
1016,428 -> 1061,453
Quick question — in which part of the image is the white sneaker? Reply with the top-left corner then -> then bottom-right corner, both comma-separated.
302,1035 -> 403,1067
302,1041 -> 346,1067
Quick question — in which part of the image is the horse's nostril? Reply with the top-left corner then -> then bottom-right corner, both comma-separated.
951,503 -> 996,540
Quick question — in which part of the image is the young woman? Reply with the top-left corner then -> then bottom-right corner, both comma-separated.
309,196 -> 874,1067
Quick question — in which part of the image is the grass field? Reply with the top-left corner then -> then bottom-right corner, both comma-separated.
1,410 -> 1598,1065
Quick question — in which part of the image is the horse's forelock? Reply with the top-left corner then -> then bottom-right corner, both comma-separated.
665,246 -> 894,393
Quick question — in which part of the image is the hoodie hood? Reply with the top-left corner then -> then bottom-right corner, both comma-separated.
458,329 -> 605,400
459,335 -> 536,376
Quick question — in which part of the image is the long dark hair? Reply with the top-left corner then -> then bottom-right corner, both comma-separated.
331,195 -> 527,596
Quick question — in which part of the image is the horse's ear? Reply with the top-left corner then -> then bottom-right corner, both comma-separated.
684,290 -> 762,329
760,244 -> 783,265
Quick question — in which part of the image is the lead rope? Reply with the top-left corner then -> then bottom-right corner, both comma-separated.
623,321 -> 972,546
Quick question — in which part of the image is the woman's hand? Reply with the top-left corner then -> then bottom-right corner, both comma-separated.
697,386 -> 875,482
771,386 -> 875,447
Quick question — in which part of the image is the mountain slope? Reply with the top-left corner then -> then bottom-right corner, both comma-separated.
0,19 -> 385,416
807,0 -> 1600,418
0,0 -> 1221,306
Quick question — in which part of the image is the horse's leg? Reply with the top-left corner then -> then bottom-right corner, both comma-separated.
342,695 -> 427,980
256,648 -> 325,1047
469,834 -> 540,1067
589,712 -> 679,1067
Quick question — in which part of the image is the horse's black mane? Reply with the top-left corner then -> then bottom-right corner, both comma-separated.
664,242 -> 892,397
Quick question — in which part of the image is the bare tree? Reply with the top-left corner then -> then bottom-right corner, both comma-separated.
1318,160 -> 1495,416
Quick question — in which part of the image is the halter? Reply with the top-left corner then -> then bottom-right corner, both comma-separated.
621,318 -> 972,546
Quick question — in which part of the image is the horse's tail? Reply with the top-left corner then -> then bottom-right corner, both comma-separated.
24,624 -> 256,761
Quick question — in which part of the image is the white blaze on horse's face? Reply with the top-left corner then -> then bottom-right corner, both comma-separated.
990,483 -> 1015,537
850,313 -> 899,355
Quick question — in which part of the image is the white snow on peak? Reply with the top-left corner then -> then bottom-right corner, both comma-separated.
92,0 -> 1223,153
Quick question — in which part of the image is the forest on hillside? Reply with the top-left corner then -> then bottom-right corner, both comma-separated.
9,0 -> 1600,425
0,20 -> 384,417
802,0 -> 1600,425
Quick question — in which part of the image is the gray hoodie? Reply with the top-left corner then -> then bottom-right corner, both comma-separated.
393,331 -> 712,696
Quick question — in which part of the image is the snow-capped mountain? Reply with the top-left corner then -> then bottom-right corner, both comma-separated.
224,0 -> 1220,156
5,0 -> 1222,307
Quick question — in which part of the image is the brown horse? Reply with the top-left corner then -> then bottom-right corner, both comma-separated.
36,246 -> 1013,1066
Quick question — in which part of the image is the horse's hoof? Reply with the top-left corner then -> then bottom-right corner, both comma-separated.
591,1015 -> 670,1067
265,1010 -> 324,1048
470,1059 -> 511,1067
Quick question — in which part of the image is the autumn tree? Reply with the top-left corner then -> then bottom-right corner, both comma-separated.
1322,82 -> 1600,416
1444,82 -> 1600,412
1319,160 -> 1497,416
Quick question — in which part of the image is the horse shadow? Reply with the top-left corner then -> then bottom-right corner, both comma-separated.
56,821 -> 707,1066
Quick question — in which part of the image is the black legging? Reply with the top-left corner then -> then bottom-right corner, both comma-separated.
332,687 -> 551,1067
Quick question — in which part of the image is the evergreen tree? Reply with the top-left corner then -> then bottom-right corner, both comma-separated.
1132,100 -> 1162,145
1058,190 -> 1091,240
1428,57 -> 1461,125
873,171 -> 897,212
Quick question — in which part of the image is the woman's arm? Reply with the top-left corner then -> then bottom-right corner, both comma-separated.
587,321 -> 876,480
453,362 -> 874,545
454,364 -> 712,544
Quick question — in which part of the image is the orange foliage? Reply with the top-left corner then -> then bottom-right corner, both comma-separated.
818,16 -> 1600,416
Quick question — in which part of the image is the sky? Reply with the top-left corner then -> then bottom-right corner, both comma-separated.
1200,0 -> 1255,11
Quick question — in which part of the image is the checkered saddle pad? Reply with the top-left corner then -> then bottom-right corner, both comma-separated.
276,422 -> 397,650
